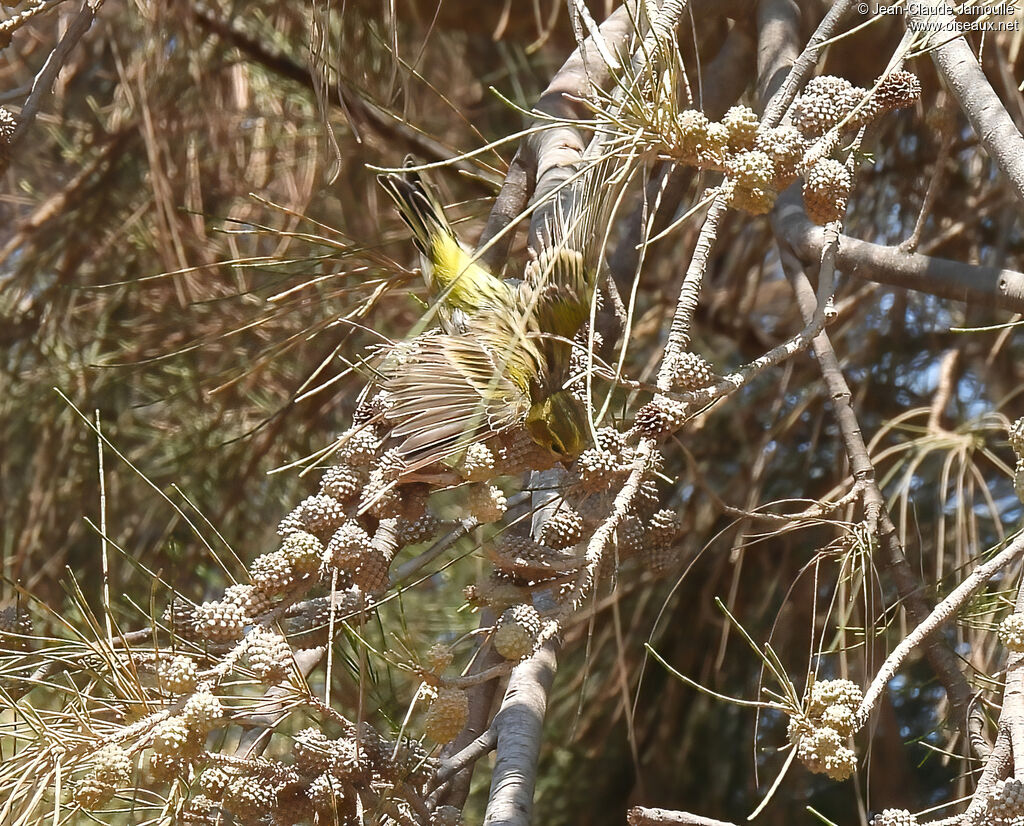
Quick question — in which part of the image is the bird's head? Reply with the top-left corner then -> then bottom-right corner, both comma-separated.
525,390 -> 589,462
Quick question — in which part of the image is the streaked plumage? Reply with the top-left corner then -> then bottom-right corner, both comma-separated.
383,333 -> 532,465
377,157 -> 612,471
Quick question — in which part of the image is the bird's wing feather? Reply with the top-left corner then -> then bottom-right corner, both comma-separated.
384,335 -> 530,469
521,154 -> 628,338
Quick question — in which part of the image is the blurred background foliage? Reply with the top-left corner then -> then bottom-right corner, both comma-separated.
2,0 -> 1023,823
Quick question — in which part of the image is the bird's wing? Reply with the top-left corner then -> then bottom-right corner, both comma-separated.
521,246 -> 590,339
521,154 -> 627,338
384,334 -> 531,470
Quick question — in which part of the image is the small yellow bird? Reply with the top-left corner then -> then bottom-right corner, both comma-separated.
377,158 -> 600,471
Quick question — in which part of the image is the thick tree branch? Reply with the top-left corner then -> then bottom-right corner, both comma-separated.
478,1 -> 640,259
481,641 -> 558,826
628,808 -> 739,826
961,727 -> 1012,825
957,569 -> 1024,822
755,0 -> 800,112
434,635 -> 505,809
774,187 -> 1024,312
760,0 -> 860,124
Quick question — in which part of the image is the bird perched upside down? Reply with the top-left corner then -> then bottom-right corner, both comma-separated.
375,157 -> 606,473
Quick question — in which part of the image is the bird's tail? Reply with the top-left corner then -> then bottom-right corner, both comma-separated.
378,157 -> 512,321
378,157 -> 456,259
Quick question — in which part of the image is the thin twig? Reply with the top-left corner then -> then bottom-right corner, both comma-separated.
10,0 -> 103,149
906,9 -> 1024,205
627,807 -> 740,826
857,531 -> 1024,726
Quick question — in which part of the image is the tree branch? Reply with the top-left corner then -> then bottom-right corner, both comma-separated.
10,0 -> 102,150
760,0 -> 859,125
774,187 -> 1024,313
907,9 -> 1024,205
856,531 -> 1024,728
481,641 -> 558,826
628,807 -> 739,826
778,246 -> 981,754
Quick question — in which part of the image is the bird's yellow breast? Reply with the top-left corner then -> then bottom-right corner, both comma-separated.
428,235 -> 510,315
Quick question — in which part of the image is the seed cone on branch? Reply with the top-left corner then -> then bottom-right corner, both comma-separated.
790,75 -> 863,137
151,716 -> 195,758
672,109 -> 711,163
794,725 -> 856,780
337,424 -> 381,466
224,583 -> 272,619
987,777 -> 1024,819
457,442 -> 496,482
245,626 -> 292,682
222,775 -> 278,822
249,549 -> 299,595
725,149 -> 776,215
641,508 -> 684,575
75,775 -> 116,810
666,351 -> 717,391
425,687 -> 469,743
182,686 -> 223,734
998,614 -> 1024,651
756,125 -> 807,188
634,396 -> 690,438
722,104 -> 760,151
163,599 -> 201,641
874,70 -> 921,110
94,741 -> 131,779
290,494 -> 349,540
493,603 -> 542,661
425,641 -> 454,674
871,810 -> 919,826
788,678 -> 863,780
539,506 -> 585,549
462,482 -> 507,523
280,530 -> 323,576
397,512 -> 443,545
323,521 -> 372,576
193,599 -> 247,643
803,158 -> 851,225
293,727 -> 333,776
808,678 -> 863,714
319,464 -> 363,503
